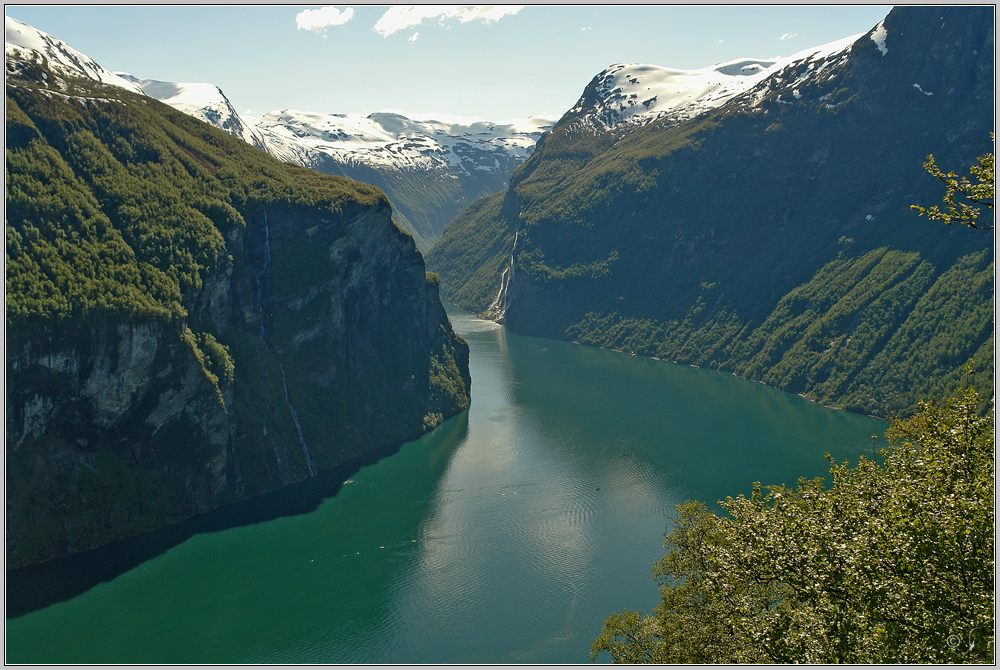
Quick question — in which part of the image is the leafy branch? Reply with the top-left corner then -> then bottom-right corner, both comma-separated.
911,134 -> 994,229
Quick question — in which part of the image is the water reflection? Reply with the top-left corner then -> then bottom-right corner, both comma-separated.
6,304 -> 888,665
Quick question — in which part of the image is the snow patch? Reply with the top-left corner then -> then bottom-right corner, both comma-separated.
912,83 -> 933,96
117,72 -> 269,149
870,19 -> 888,56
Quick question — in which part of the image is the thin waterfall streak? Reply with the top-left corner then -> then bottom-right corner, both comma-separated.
255,210 -> 272,343
254,208 -> 316,477
278,360 -> 317,477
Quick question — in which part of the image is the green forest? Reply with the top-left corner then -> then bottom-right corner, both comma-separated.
5,65 -> 386,327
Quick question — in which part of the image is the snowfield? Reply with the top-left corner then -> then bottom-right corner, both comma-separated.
568,33 -> 864,130
252,109 -> 555,174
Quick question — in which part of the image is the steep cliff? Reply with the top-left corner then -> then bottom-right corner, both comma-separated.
428,5 -> 993,418
5,54 -> 470,569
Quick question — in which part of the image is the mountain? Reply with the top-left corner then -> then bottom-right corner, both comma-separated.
4,16 -> 554,252
247,109 -> 555,251
4,16 -> 143,94
563,34 -> 859,132
117,72 -> 270,152
427,5 -> 994,419
124,82 -> 555,254
6,40 -> 470,568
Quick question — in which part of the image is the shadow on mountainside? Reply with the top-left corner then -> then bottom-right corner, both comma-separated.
6,411 -> 470,618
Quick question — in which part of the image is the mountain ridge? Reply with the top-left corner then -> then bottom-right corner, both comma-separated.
562,32 -> 861,132
427,5 -> 994,418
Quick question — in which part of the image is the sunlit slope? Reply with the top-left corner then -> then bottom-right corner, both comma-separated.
428,5 -> 994,417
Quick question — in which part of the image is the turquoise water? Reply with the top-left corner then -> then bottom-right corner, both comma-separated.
6,304 -> 887,663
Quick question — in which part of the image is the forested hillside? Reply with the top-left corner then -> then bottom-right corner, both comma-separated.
5,54 -> 470,568
428,5 -> 994,418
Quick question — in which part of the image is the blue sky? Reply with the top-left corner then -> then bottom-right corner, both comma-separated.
5,5 -> 893,121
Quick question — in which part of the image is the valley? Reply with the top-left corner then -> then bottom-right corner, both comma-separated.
4,5 -> 994,664
428,5 -> 994,419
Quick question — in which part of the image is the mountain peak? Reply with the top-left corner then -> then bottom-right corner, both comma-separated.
4,16 -> 143,94
564,33 -> 865,131
115,72 -> 267,150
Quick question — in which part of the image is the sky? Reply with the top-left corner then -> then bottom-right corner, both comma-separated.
5,4 -> 894,122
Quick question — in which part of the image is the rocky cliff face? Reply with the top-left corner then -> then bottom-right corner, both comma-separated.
5,60 -> 470,569
7,318 -> 232,565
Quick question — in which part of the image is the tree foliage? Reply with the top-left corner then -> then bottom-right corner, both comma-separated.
5,65 -> 386,326
590,387 -> 994,663
911,135 -> 995,230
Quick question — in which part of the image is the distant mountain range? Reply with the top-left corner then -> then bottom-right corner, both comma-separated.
4,16 -> 554,251
427,5 -> 994,418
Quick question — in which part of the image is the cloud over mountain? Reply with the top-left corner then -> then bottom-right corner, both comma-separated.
373,5 -> 523,37
296,6 -> 355,35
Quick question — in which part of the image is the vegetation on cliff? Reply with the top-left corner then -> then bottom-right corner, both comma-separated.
5,57 -> 470,569
5,64 -> 385,325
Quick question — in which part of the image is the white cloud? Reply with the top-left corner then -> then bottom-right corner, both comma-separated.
408,31 -> 419,43
779,32 -> 798,40
296,6 -> 355,35
373,5 -> 523,37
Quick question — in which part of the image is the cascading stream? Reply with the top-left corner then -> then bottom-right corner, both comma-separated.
487,229 -> 519,322
254,209 -> 318,476
254,209 -> 272,342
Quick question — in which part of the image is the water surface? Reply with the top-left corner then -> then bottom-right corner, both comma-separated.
6,304 -> 887,663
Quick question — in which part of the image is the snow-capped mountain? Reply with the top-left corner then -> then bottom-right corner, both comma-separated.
566,32 -> 861,131
126,93 -> 554,250
4,16 -> 142,94
253,109 -> 553,176
248,110 -> 556,250
3,15 -> 554,251
116,73 -> 269,152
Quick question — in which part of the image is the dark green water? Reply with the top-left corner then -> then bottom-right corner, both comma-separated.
6,305 -> 887,663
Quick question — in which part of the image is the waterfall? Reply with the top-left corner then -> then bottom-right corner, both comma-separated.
278,360 -> 317,477
254,210 -> 273,342
487,229 -> 519,322
254,209 -> 318,477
